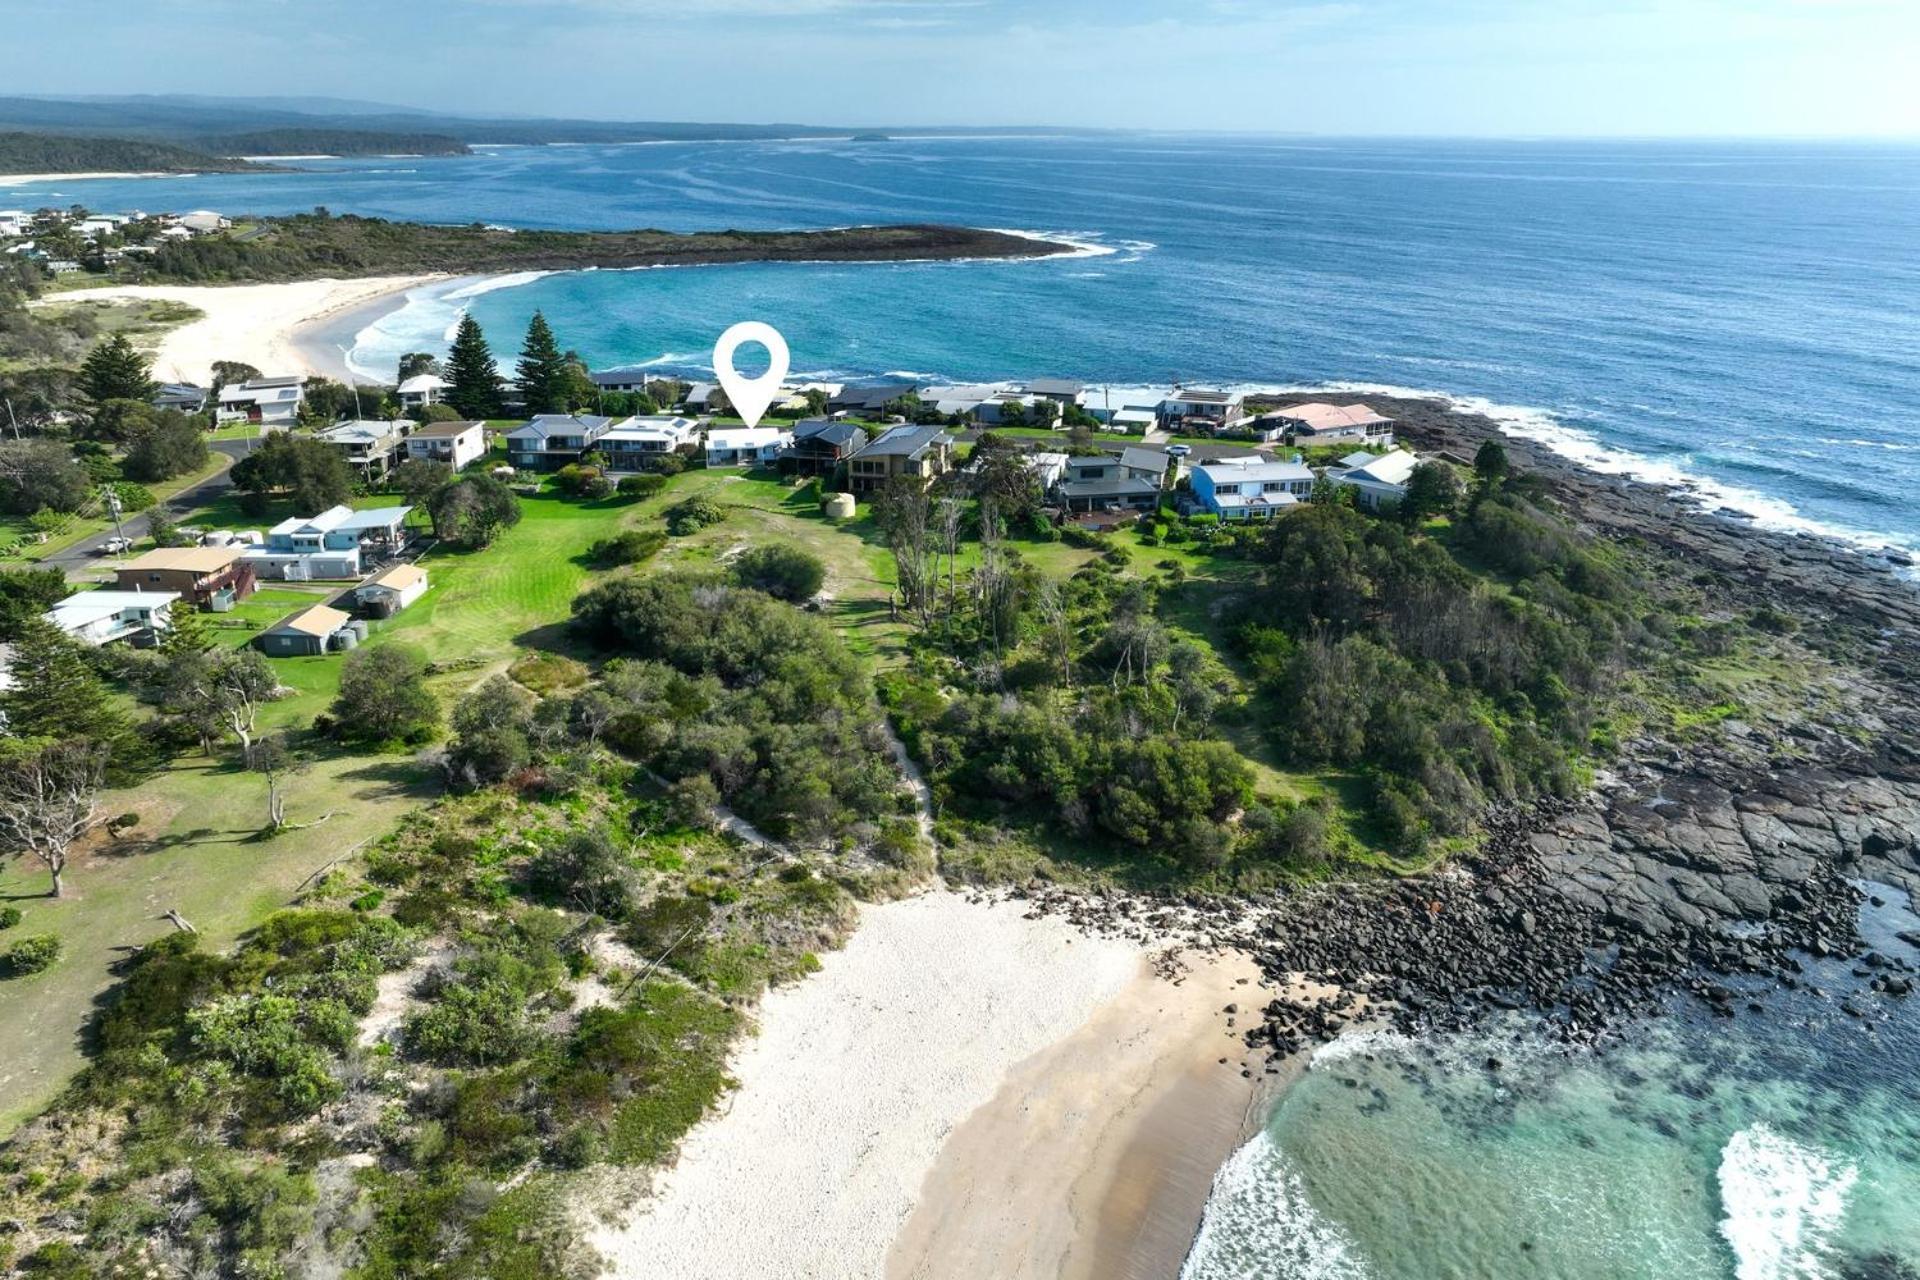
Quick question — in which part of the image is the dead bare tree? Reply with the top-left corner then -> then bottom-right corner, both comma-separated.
247,732 -> 305,832
0,740 -> 108,898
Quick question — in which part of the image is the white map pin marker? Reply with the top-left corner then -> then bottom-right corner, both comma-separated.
712,321 -> 790,430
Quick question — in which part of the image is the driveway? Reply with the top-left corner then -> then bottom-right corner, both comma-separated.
45,438 -> 254,578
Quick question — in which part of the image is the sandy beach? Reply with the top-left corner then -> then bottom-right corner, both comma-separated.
43,276 -> 440,385
589,889 -> 1272,1280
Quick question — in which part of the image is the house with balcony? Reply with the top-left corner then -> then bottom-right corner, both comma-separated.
216,376 -> 304,427
1259,402 -> 1395,447
599,416 -> 702,471
780,418 -> 866,478
240,504 -> 414,581
705,426 -> 791,469
153,382 -> 208,413
1159,388 -> 1247,433
504,413 -> 619,472
847,424 -> 954,494
46,590 -> 177,647
404,420 -> 487,472
316,419 -> 411,479
590,368 -> 653,395
1054,446 -> 1170,512
114,545 -> 256,611
396,374 -> 449,411
1189,458 -> 1316,521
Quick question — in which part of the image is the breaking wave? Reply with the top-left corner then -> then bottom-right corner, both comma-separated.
1180,1131 -> 1372,1280
1718,1125 -> 1857,1280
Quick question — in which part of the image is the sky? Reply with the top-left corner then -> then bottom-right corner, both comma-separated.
6,0 -> 1919,136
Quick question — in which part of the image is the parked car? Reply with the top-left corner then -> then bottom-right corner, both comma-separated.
1166,444 -> 1192,458
98,536 -> 132,555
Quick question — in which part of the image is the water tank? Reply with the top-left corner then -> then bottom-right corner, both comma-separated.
330,629 -> 359,652
822,492 -> 856,521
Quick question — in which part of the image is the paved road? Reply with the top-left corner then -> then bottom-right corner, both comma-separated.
45,438 -> 253,578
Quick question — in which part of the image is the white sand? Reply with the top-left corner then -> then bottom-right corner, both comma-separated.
0,171 -> 175,186
590,889 -> 1144,1280
43,276 -> 438,385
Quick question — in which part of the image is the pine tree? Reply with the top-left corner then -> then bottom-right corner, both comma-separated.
76,333 -> 157,405
162,604 -> 214,657
516,311 -> 569,415
2,619 -> 128,750
443,315 -> 504,420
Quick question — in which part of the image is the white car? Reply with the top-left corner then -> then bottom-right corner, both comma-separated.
1165,444 -> 1192,458
99,536 -> 133,555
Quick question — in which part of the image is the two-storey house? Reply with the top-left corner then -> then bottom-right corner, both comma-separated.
505,414 -> 620,472
115,545 -> 257,611
1189,458 -> 1316,521
404,420 -> 487,472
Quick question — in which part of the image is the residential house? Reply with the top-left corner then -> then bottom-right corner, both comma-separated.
829,383 -> 917,418
317,419 -> 411,479
1024,378 -> 1084,407
114,545 -> 256,610
1260,402 -> 1395,447
255,604 -> 354,658
973,392 -> 1043,426
779,418 -> 866,477
1054,446 -> 1170,512
847,424 -> 954,494
1189,458 -> 1315,521
1024,451 -> 1069,490
705,426 -> 791,469
152,382 -> 208,413
1109,409 -> 1158,435
1160,388 -> 1246,432
590,368 -> 652,395
598,416 -> 702,471
216,376 -> 305,427
354,562 -> 429,616
396,374 -> 448,411
45,590 -> 176,647
922,384 -> 998,419
682,383 -> 720,413
78,215 -> 128,239
404,420 -> 487,472
1083,386 -> 1168,425
241,505 -> 413,581
0,211 -> 28,239
1327,449 -> 1421,511
504,413 -> 618,472
178,210 -> 231,233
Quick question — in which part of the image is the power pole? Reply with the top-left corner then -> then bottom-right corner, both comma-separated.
101,484 -> 127,548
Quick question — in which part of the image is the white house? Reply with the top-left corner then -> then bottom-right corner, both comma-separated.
1109,409 -> 1158,434
1188,458 -> 1315,521
1328,449 -> 1422,511
705,426 -> 791,468
396,374 -> 448,410
241,505 -> 413,581
404,420 -> 487,472
217,376 -> 304,427
45,590 -> 177,646
354,562 -> 429,614
316,419 -> 410,478
0,211 -> 32,238
600,416 -> 702,470
1082,386 -> 1166,425
178,210 -> 232,233
78,215 -> 128,240
1024,451 -> 1069,490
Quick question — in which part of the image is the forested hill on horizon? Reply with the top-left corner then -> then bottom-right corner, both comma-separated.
0,94 -> 1115,151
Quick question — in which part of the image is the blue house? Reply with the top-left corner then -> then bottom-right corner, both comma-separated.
1189,458 -> 1315,521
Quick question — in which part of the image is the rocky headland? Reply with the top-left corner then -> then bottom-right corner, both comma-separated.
1031,394 -> 1920,1069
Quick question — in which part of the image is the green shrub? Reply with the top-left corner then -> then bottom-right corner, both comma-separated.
732,543 -> 826,602
107,481 -> 157,513
403,979 -> 533,1066
0,905 -> 20,930
617,473 -> 667,499
3,933 -> 61,976
664,496 -> 725,536
587,529 -> 667,567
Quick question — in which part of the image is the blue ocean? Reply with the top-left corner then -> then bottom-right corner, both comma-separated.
29,137 -> 1920,1275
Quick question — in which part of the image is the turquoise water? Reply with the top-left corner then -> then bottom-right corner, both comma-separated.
1183,891 -> 1920,1280
34,137 -> 1920,558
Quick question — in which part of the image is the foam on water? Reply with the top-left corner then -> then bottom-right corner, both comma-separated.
1180,1131 -> 1374,1280
1717,1125 -> 1857,1280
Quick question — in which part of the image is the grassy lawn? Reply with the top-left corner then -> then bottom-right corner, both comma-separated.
0,748 -> 432,1132
0,462 -> 1309,1134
